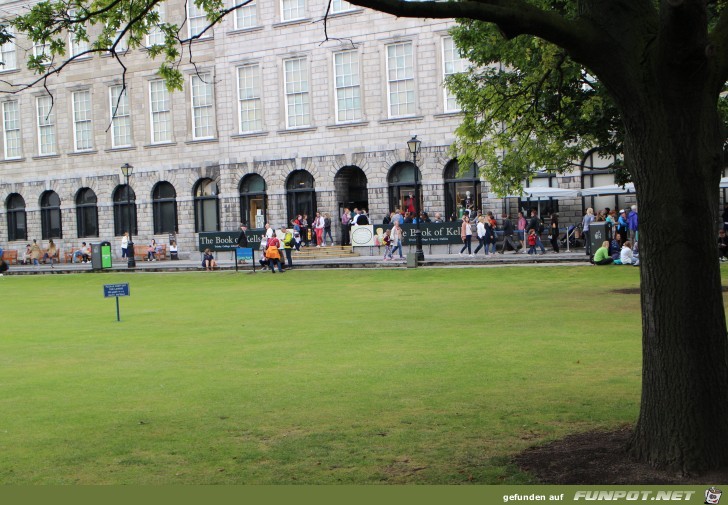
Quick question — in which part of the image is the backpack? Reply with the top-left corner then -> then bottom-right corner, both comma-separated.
324,217 -> 331,228
357,214 -> 369,225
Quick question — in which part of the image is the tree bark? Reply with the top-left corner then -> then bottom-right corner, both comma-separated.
618,89 -> 728,473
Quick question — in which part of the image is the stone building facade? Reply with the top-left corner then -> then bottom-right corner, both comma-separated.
0,0 -> 631,257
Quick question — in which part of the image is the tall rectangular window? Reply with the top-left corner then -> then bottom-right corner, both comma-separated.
2,100 -> 21,159
110,85 -> 131,147
0,28 -> 16,71
191,73 -> 214,139
333,50 -> 361,123
237,64 -> 262,133
72,90 -> 93,151
442,36 -> 467,112
234,0 -> 257,29
331,0 -> 353,13
147,4 -> 166,46
284,57 -> 310,128
68,9 -> 90,57
188,1 -> 211,38
33,42 -> 50,65
281,0 -> 305,21
150,80 -> 172,143
386,42 -> 415,118
36,95 -> 56,155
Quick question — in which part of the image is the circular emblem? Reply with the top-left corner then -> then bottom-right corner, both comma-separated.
352,226 -> 373,245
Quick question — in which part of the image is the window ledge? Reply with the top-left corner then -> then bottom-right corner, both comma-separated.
326,121 -> 369,130
277,126 -> 317,135
272,18 -> 312,29
184,138 -> 219,145
68,149 -> 98,156
228,26 -> 265,36
143,142 -> 178,149
231,131 -> 269,140
105,146 -> 138,153
0,157 -> 24,163
32,154 -> 61,160
434,111 -> 463,119
379,116 -> 424,125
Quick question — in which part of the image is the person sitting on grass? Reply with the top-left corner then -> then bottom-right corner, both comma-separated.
593,240 -> 614,265
202,248 -> 217,271
619,240 -> 639,266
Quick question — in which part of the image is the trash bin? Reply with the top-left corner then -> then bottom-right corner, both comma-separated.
589,222 -> 611,255
91,243 -> 102,270
406,253 -> 417,268
101,241 -> 112,269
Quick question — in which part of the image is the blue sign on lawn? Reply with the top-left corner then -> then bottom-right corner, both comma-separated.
104,283 -> 130,298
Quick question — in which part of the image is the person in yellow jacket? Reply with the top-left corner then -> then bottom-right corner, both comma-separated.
265,235 -> 284,273
281,225 -> 294,270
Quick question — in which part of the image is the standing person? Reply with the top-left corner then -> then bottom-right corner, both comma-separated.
390,220 -> 404,261
627,205 -> 639,243
517,211 -> 527,251
121,231 -> 129,259
722,204 -> 728,233
300,214 -> 310,247
499,213 -> 520,253
281,225 -> 294,269
381,229 -> 393,260
719,229 -> 728,262
549,213 -> 560,253
527,209 -> 546,255
236,223 -> 249,264
473,215 -> 488,256
341,208 -> 351,246
582,207 -> 595,256
617,209 -> 629,246
313,212 -> 324,247
323,213 -> 333,246
459,215 -> 473,257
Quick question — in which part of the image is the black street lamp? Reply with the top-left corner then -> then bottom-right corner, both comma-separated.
407,135 -> 425,262
120,163 -> 136,268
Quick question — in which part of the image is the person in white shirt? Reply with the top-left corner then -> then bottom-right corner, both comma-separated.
620,240 -> 639,266
314,212 -> 325,247
473,216 -> 488,256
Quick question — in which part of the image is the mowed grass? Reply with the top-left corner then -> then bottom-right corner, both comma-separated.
0,265 -> 713,484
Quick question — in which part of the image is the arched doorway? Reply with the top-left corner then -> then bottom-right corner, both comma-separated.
40,190 -> 62,239
443,159 -> 480,221
388,161 -> 421,215
239,174 -> 267,229
334,165 -> 368,213
286,170 -> 316,222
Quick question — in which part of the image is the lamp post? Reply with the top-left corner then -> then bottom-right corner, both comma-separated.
120,163 -> 136,268
407,135 -> 425,262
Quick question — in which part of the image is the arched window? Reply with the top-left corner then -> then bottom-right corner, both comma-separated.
444,159 -> 480,221
286,170 -> 316,222
152,181 -> 178,234
387,162 -> 421,215
113,184 -> 137,237
194,178 -> 219,232
239,174 -> 267,229
6,193 -> 26,242
76,187 -> 98,238
40,190 -> 62,239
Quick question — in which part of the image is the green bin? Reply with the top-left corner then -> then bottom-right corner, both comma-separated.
101,241 -> 112,269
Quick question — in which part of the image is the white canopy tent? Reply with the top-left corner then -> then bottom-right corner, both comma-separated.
720,177 -> 728,189
580,183 -> 636,196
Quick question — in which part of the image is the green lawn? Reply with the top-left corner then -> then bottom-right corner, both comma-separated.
0,266 -> 713,484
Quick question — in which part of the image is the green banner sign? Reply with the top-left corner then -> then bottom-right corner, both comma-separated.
198,230 -> 265,252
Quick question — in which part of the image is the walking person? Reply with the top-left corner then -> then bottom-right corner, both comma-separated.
473,215 -> 488,256
323,213 -> 333,246
499,213 -> 520,253
549,213 -> 560,253
517,211 -> 527,251
390,220 -> 404,261
459,215 -> 473,257
582,207 -> 595,256
527,209 -> 546,254
486,213 -> 498,254
382,229 -> 393,260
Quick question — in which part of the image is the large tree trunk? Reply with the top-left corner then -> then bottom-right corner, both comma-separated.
620,89 -> 728,473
